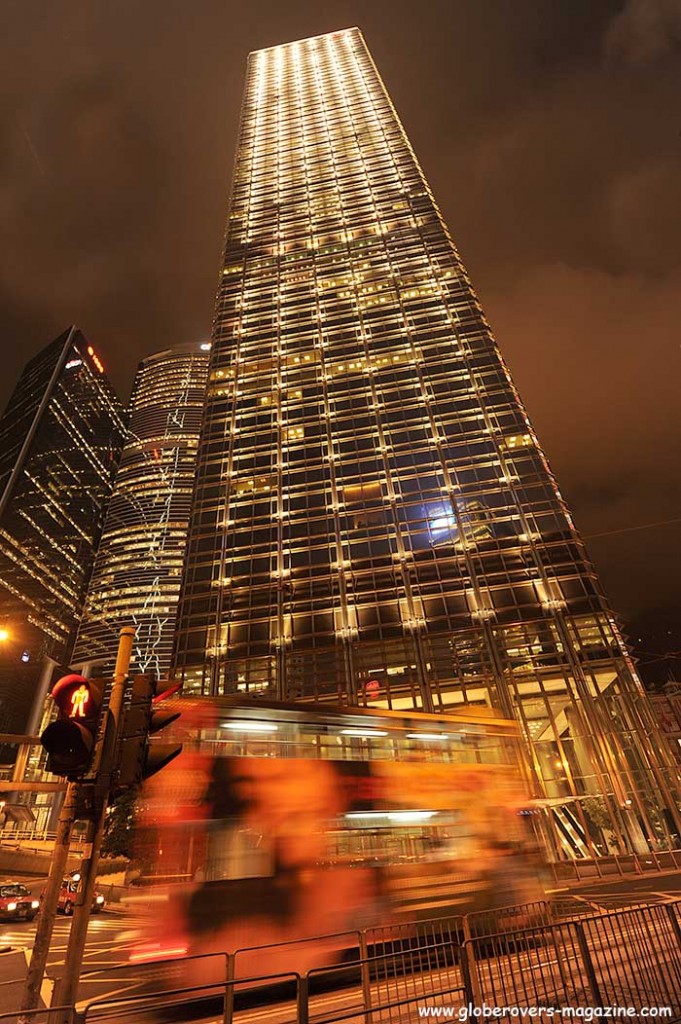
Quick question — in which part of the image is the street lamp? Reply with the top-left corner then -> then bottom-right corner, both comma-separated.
0,629 -> 9,643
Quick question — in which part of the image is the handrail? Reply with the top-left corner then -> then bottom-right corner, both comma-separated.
0,1006 -> 75,1023
550,847 -> 681,882
82,969 -> 300,1023
309,982 -> 467,1024
71,897 -> 681,1023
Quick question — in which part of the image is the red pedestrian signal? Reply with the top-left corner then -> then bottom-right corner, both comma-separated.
41,674 -> 106,778
69,683 -> 91,718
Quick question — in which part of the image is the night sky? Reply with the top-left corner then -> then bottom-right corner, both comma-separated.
1,1 -> 679,680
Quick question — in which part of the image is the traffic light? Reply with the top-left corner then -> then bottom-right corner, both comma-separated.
41,674 -> 106,778
114,675 -> 183,793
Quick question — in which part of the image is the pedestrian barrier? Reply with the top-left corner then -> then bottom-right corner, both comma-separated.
547,894 -> 598,919
550,849 -> 681,884
74,899 -> 681,1023
462,900 -> 681,1017
364,914 -> 465,953
576,902 -> 681,1010
0,1007 -> 76,1024
463,919 -> 595,1008
463,900 -> 551,940
463,896 -> 601,938
77,950 -> 230,1009
81,971 -> 300,1023
310,969 -> 466,1024
233,929 -> 360,984
0,828 -> 87,848
310,939 -> 468,1024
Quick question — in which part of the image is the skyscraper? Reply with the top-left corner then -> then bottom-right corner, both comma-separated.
0,327 -> 125,747
173,29 -> 680,856
73,343 -> 210,680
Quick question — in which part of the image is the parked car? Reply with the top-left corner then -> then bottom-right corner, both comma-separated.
0,883 -> 40,921
56,874 -> 105,916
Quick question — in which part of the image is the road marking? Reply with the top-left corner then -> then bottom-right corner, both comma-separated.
75,979 -> 149,1012
82,942 -> 135,958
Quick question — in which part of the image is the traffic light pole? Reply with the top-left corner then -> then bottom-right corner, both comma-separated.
54,626 -> 135,1020
19,626 -> 136,1022
19,781 -> 79,1021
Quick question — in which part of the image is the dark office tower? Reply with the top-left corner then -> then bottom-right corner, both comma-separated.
73,344 -> 210,680
174,29 -> 681,856
0,327 -> 125,749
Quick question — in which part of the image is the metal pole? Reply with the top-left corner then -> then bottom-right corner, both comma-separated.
10,655 -> 57,782
54,626 -> 135,1020
19,781 -> 79,1020
0,780 -> 66,793
26,657 -> 60,735
9,746 -> 31,786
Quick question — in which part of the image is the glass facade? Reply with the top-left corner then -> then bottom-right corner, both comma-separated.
0,326 -> 125,743
73,344 -> 210,679
173,29 -> 681,857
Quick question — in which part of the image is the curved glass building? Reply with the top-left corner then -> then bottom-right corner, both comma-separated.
73,344 -> 209,679
172,29 -> 681,858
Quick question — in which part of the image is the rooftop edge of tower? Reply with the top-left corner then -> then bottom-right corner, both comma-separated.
248,27 -> 363,59
139,342 -> 212,366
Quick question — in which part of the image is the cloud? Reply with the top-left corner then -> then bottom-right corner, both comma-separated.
484,261 -> 681,616
488,261 -> 681,482
0,0 -> 679,626
604,157 -> 681,273
604,0 -> 681,65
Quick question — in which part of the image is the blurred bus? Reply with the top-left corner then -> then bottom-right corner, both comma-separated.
131,699 -> 545,978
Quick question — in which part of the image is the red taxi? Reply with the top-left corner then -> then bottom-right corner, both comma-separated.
57,873 -> 105,915
0,883 -> 40,921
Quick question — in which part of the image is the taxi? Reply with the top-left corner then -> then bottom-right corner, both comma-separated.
0,883 -> 40,921
56,873 -> 105,915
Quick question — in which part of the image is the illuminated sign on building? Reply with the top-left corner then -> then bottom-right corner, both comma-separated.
86,346 -> 104,373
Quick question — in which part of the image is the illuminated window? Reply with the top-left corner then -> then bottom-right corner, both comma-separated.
283,426 -> 305,442
500,434 -> 533,451
343,482 -> 382,505
234,475 -> 276,494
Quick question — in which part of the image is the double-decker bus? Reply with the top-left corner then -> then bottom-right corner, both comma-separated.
132,699 -> 544,979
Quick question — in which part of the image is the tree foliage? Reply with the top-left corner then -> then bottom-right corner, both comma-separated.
101,788 -> 137,859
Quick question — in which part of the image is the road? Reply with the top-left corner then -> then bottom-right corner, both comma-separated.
64,891 -> 681,1024
2,870 -> 680,1020
550,868 -> 681,910
0,910 -> 151,1009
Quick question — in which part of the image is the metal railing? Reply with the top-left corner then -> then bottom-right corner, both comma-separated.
463,900 -> 681,1016
73,899 -> 681,1023
82,970 -> 300,1023
550,848 -> 681,883
463,899 -> 551,940
0,828 -> 87,848
73,901 -> 575,1018
0,1007 -> 76,1024
77,949 -> 229,1005
576,902 -> 681,1009
80,948 -> 467,1024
